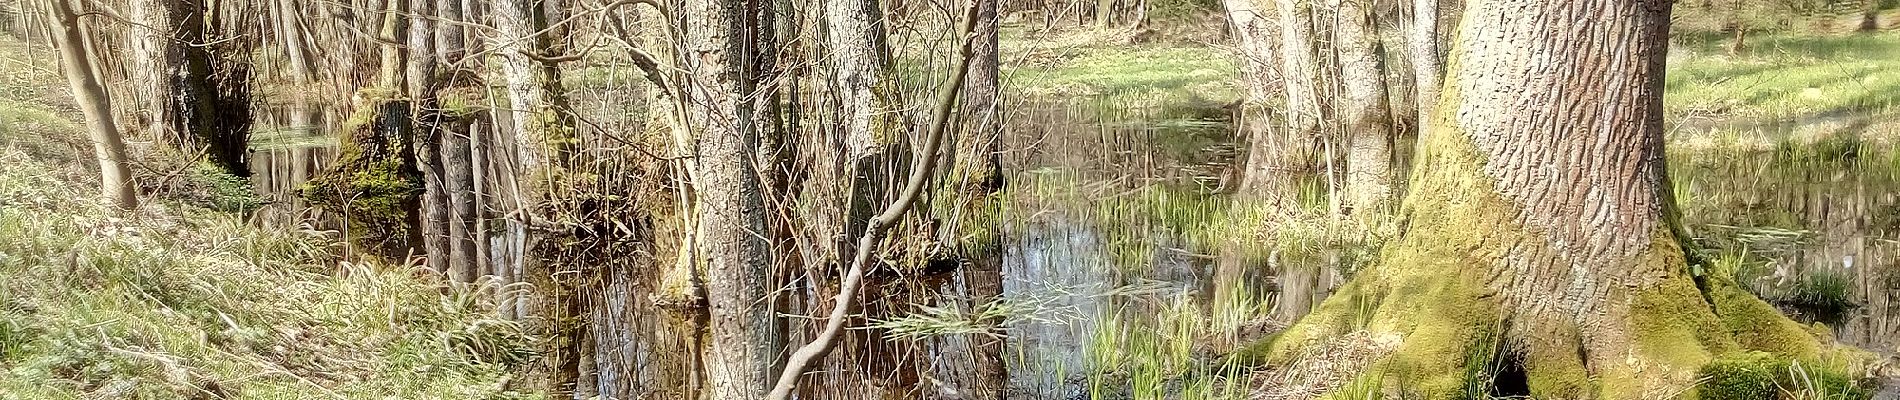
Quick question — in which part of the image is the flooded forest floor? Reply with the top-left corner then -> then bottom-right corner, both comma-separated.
2,17 -> 1899,399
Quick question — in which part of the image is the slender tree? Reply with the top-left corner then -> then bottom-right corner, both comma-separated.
48,0 -> 138,211
1334,0 -> 1395,215
1238,1 -> 1875,397
1407,0 -> 1442,136
1269,0 -> 1325,322
492,0 -> 581,393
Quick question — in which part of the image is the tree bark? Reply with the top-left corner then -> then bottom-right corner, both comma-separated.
49,0 -> 138,211
437,0 -> 480,283
948,0 -> 1006,397
163,0 -> 249,178
1406,0 -> 1442,138
1268,0 -> 1324,322
124,0 -> 167,139
272,0 -> 315,84
409,0 -> 451,282
493,0 -> 580,394
679,0 -> 780,397
1242,1 -> 1876,398
1333,0 -> 1394,216
819,0 -> 926,395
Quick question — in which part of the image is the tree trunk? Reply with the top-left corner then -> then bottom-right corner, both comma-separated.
49,0 -> 138,211
272,0 -> 314,84
124,0 -> 167,139
680,0 -> 780,397
163,0 -> 249,178
1242,1 -> 1876,398
1406,0 -> 1442,138
1333,0 -> 1394,216
437,0 -> 480,283
953,0 -> 1007,397
1268,0 -> 1324,322
822,0 -> 925,395
378,0 -> 407,89
409,0 -> 451,282
492,0 -> 580,394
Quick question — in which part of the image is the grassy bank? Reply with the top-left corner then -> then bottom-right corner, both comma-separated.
0,39 -> 533,400
1667,32 -> 1900,122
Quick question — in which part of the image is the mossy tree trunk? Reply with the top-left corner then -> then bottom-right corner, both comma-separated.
1244,1 -> 1876,398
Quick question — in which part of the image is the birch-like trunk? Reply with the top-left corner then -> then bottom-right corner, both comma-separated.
49,0 -> 138,211
1406,0 -> 1442,137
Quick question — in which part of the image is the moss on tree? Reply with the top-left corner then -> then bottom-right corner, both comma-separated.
300,88 -> 423,260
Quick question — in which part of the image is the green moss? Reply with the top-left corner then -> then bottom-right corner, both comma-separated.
1708,277 -> 1825,360
1700,352 -> 1781,400
299,88 -> 423,258
1696,351 -> 1875,400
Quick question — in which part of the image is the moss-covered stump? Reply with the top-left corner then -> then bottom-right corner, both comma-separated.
300,88 -> 422,261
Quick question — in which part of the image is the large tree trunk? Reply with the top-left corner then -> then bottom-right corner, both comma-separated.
163,0 -> 249,178
49,0 -> 138,211
679,0 -> 780,397
1333,0 -> 1394,216
1242,1 -> 1875,398
124,0 -> 167,139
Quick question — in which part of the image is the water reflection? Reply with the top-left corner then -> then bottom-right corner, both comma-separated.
246,104 -> 341,230
236,97 -> 1898,396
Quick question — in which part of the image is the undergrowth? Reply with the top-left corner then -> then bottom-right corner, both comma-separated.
0,53 -> 535,399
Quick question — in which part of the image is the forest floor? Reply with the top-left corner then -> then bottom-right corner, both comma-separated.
0,39 -> 534,400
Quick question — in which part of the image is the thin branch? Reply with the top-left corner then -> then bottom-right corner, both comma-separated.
762,1 -> 986,398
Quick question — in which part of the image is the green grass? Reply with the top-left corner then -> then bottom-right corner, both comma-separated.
1666,32 -> 1900,121
0,40 -> 536,399
1003,27 -> 1239,116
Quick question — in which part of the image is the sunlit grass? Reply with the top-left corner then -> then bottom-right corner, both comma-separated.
0,72 -> 536,399
1002,27 -> 1239,115
1667,32 -> 1900,121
